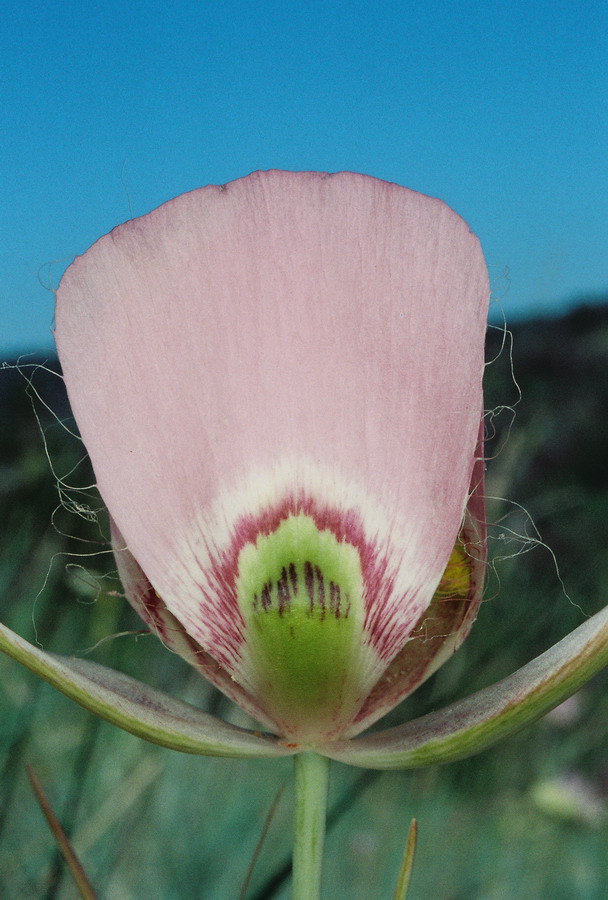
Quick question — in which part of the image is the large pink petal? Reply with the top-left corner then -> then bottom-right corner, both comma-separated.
56,171 -> 488,738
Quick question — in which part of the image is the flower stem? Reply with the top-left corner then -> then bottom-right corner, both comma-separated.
292,751 -> 330,900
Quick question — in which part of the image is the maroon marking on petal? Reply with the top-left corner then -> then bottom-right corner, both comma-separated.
277,566 -> 290,615
314,564 -> 326,620
329,581 -> 338,616
261,583 -> 272,611
304,561 -> 315,614
289,562 -> 298,596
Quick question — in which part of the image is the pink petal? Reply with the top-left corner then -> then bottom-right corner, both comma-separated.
56,171 -> 488,739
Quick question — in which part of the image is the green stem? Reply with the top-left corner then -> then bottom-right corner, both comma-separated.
292,752 -> 330,900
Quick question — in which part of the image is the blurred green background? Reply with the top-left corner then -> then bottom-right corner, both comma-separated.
1,303 -> 608,899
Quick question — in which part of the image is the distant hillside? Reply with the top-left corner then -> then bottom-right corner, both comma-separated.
485,302 -> 608,489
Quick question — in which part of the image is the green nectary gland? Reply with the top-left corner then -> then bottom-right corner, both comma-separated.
235,514 -> 367,734
236,513 -> 363,621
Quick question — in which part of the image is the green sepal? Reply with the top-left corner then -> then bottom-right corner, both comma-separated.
0,623 -> 293,759
322,604 -> 608,769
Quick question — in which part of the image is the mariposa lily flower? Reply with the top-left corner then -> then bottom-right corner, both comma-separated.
2,171 -> 608,898
54,170 -> 488,746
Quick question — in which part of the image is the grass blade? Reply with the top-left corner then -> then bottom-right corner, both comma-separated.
393,818 -> 418,900
26,764 -> 99,900
238,783 -> 285,900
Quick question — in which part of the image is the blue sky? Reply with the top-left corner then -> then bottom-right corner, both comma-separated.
2,0 -> 607,353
